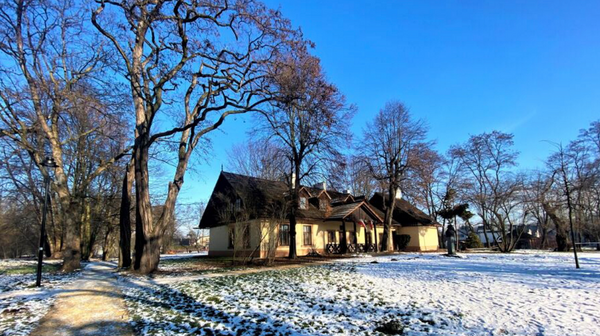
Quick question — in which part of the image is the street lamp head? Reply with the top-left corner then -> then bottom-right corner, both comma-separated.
42,157 -> 58,168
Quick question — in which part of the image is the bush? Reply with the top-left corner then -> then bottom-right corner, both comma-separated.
397,234 -> 411,250
375,319 -> 404,335
464,231 -> 483,248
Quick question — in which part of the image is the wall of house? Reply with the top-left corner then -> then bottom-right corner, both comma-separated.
273,222 -> 330,257
210,220 -> 439,257
268,221 -> 401,256
208,220 -> 264,258
397,226 -> 439,251
208,225 -> 230,256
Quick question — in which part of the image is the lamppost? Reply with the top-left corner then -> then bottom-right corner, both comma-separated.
36,157 -> 58,287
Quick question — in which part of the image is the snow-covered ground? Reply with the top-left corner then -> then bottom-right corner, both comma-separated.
0,259 -> 81,336
160,252 -> 208,260
157,252 -> 237,276
122,251 -> 600,336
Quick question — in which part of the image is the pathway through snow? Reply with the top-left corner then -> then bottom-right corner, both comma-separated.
29,261 -> 132,336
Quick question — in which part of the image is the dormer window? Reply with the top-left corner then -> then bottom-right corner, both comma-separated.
300,197 -> 307,209
319,199 -> 327,211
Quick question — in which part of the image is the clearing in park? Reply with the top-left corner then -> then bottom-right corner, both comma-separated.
1,251 -> 598,336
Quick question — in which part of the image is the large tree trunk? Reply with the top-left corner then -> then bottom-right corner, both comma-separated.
119,161 -> 134,268
481,217 -> 491,247
381,185 -> 397,252
133,139 -> 158,273
288,170 -> 300,259
80,201 -> 93,260
155,149 -> 190,247
288,192 -> 298,258
136,127 -> 194,272
61,202 -> 81,272
543,203 -> 568,251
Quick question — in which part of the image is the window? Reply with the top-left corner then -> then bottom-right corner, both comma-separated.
327,230 -> 337,243
300,197 -> 308,209
319,199 -> 327,211
279,224 -> 290,246
235,198 -> 241,212
303,225 -> 313,246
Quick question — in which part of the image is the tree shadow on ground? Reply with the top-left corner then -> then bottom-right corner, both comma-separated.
29,319 -> 132,336
116,263 -> 461,336
118,274 -> 315,336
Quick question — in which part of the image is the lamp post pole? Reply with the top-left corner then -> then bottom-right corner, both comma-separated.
36,157 -> 57,287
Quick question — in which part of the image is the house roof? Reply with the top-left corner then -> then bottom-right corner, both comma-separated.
326,201 -> 384,222
199,172 -> 358,228
198,172 -> 435,229
369,192 -> 435,226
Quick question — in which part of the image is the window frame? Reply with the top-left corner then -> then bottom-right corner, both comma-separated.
303,225 -> 313,246
279,224 -> 290,246
299,197 -> 308,209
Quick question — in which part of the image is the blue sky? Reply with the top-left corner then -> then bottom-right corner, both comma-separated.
174,1 -> 600,205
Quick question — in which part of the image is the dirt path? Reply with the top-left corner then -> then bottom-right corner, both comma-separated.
30,261 -> 132,336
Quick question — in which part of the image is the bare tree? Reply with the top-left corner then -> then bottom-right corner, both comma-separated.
92,0 -> 306,273
523,172 -> 554,249
335,155 -> 378,198
255,50 -> 353,258
450,131 -> 519,252
549,143 -> 580,267
0,0 -> 131,271
402,144 -> 443,219
360,101 -> 428,251
227,139 -> 288,181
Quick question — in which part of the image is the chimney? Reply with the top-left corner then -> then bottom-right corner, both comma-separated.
313,181 -> 326,191
344,189 -> 351,195
395,187 -> 402,200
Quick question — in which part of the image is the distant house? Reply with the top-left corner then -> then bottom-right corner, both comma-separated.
198,172 -> 439,258
458,224 -> 544,249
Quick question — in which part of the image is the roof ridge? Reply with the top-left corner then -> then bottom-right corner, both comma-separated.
222,171 -> 351,195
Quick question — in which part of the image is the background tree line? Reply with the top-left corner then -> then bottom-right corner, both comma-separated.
229,102 -> 600,254
0,0 -> 597,275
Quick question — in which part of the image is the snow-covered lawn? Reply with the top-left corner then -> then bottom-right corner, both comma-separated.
157,253 -> 250,277
122,251 -> 600,336
0,259 -> 81,336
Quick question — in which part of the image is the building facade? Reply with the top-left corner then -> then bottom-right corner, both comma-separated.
198,172 -> 439,258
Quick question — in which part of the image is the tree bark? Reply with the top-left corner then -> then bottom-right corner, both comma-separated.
543,203 -> 568,251
287,168 -> 301,259
381,185 -> 397,252
61,202 -> 81,272
119,160 -> 134,268
133,136 -> 158,273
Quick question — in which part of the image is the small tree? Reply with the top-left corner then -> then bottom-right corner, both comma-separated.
464,231 -> 483,249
